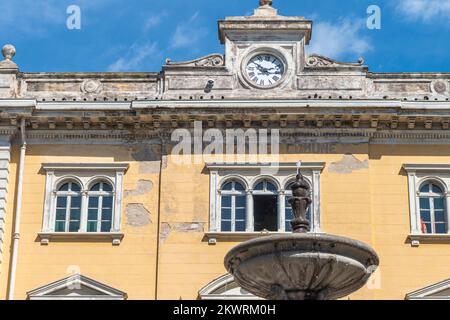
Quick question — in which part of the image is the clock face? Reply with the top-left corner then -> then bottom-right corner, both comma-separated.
245,54 -> 285,87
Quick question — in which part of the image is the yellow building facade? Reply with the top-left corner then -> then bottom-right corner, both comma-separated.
0,2 -> 450,300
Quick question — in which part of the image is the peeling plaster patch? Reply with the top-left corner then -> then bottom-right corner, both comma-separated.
159,222 -> 205,244
328,154 -> 368,174
126,203 -> 151,227
173,222 -> 205,233
160,222 -> 172,244
125,180 -> 153,198
139,161 -> 161,174
131,145 -> 161,161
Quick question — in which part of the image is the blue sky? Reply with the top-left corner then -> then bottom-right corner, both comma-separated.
1,0 -> 449,73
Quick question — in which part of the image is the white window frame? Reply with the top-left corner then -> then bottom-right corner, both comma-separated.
87,181 -> 115,233
40,163 -> 129,245
54,181 -> 82,232
206,162 -> 325,237
220,181 -> 247,232
403,164 -> 450,246
418,181 -> 447,234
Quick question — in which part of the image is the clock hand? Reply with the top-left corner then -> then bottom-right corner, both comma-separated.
253,62 -> 270,73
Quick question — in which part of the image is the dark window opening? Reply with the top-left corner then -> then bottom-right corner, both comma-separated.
254,195 -> 278,232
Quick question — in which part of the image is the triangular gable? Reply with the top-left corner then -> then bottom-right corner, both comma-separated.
406,279 -> 450,300
199,274 -> 262,300
27,274 -> 127,300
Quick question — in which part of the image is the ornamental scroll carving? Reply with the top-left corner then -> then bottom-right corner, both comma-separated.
306,55 -> 365,68
166,54 -> 225,67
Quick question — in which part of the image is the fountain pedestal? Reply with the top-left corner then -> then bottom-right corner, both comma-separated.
224,233 -> 379,300
224,172 -> 379,300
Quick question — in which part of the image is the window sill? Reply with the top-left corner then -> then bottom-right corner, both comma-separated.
204,231 -> 297,243
37,232 -> 124,246
408,234 -> 450,247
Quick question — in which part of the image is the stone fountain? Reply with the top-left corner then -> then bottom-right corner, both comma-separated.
224,171 -> 379,300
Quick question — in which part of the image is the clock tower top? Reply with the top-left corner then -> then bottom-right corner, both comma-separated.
218,1 -> 312,45
214,1 -> 314,90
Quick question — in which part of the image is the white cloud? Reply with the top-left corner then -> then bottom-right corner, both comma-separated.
396,0 -> 450,22
108,42 -> 161,72
0,0 -> 120,35
144,12 -> 168,31
307,19 -> 371,60
169,12 -> 208,49
0,0 -> 63,34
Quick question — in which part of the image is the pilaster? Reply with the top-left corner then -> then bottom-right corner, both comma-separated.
0,139 -> 11,268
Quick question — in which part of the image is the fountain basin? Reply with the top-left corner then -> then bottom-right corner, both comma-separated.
224,233 -> 379,300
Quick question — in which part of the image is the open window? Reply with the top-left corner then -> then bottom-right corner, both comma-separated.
253,179 -> 278,232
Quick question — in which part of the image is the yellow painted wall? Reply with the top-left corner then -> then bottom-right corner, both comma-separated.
1,143 -> 450,300
0,145 -> 160,300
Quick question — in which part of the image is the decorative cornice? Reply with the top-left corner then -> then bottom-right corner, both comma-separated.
12,127 -> 450,145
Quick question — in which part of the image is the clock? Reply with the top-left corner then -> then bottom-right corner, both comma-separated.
244,53 -> 286,88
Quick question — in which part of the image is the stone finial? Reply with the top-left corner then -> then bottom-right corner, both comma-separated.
0,44 -> 18,70
254,0 -> 277,16
2,44 -> 16,61
288,173 -> 312,233
259,0 -> 273,6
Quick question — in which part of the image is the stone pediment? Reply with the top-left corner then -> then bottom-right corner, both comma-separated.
165,54 -> 225,68
305,54 -> 366,70
406,278 -> 450,300
27,274 -> 127,300
199,273 -> 262,300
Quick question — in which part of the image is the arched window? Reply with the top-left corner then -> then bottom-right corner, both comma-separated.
221,181 -> 246,232
254,180 -> 277,194
419,182 -> 447,234
87,181 -> 114,233
285,181 -> 312,232
55,181 -> 82,232
253,179 -> 278,232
